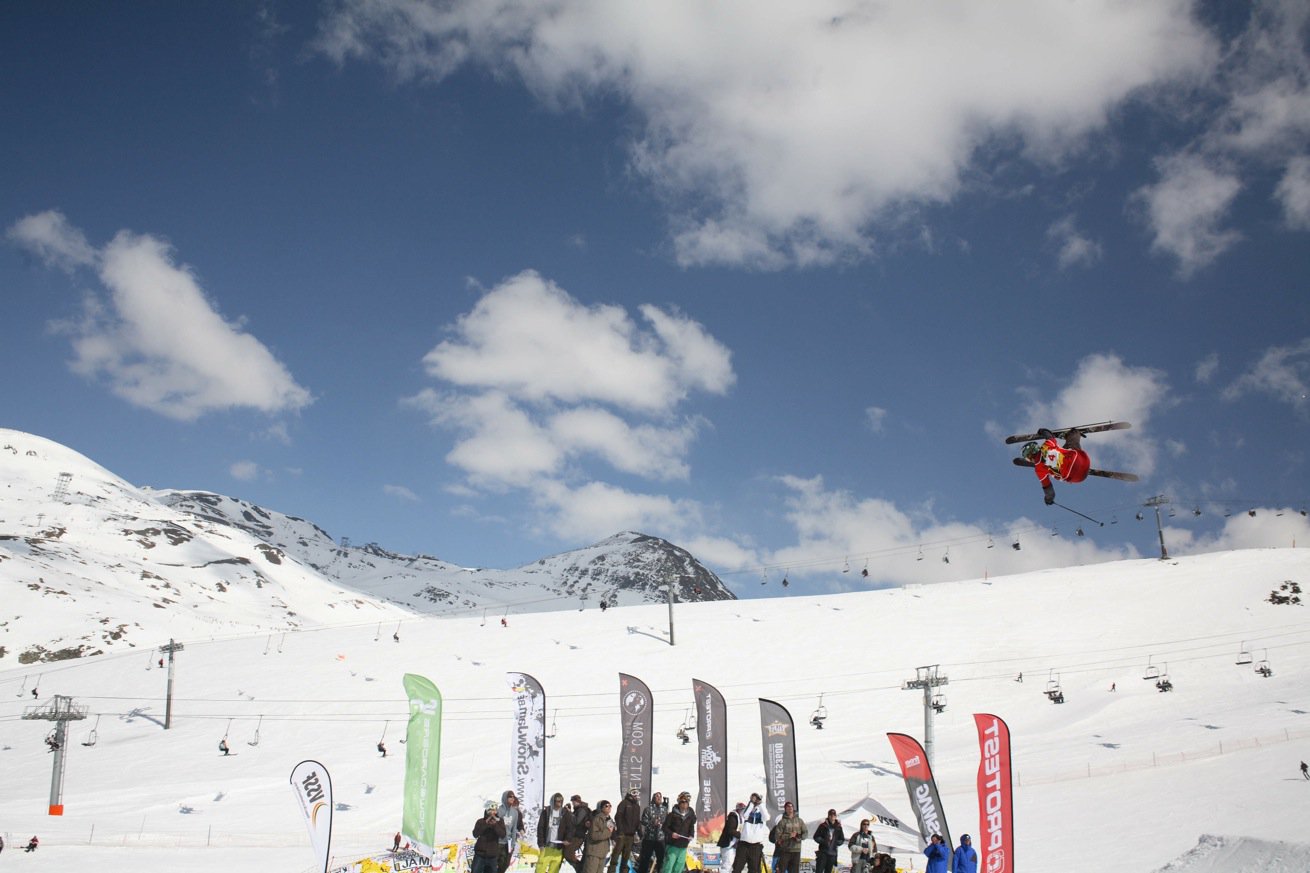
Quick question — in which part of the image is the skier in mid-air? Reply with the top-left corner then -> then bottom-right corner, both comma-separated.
1020,428 -> 1090,505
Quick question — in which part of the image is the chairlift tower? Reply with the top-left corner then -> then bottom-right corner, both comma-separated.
159,638 -> 185,729
51,472 -> 72,502
1143,495 -> 1170,560
903,665 -> 949,767
22,694 -> 88,815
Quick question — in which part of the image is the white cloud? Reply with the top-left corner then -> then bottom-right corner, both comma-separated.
383,484 -> 420,502
229,460 -> 260,481
864,406 -> 888,434
759,474 -> 1138,587
1194,352 -> 1220,384
11,212 -> 313,422
6,209 -> 97,272
422,270 -> 732,413
408,272 -> 734,538
1276,155 -> 1310,228
1019,353 -> 1171,476
1046,214 -> 1103,269
530,479 -> 702,543
1133,153 -> 1243,277
1222,337 -> 1310,409
316,0 -> 1214,268
1162,506 -> 1310,553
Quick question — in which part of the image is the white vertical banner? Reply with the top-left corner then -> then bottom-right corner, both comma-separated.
507,672 -> 546,839
290,759 -> 334,873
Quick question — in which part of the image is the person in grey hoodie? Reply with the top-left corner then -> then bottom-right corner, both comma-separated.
498,790 -> 525,873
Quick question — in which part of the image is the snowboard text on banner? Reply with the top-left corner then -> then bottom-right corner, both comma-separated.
507,672 -> 546,840
402,673 -> 444,855
974,714 -> 1014,873
289,759 -> 333,873
618,673 -> 653,801
886,733 -> 951,849
693,678 -> 727,842
758,698 -> 798,824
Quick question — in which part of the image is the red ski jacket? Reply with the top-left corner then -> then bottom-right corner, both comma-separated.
1033,438 -> 1090,485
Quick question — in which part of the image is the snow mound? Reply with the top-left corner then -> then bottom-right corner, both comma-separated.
1154,835 -> 1310,873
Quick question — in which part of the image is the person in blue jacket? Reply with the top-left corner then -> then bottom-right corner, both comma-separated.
924,833 -> 949,873
950,834 -> 977,873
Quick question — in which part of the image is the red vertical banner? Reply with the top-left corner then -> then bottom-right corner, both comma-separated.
973,714 -> 1013,873
886,733 -> 951,849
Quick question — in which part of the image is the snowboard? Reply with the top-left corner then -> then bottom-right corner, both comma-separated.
1013,457 -> 1139,482
1004,420 -> 1130,445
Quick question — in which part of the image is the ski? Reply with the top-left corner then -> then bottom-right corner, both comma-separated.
1012,457 -> 1139,481
1004,420 -> 1130,445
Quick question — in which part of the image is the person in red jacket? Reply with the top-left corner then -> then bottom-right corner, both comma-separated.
1020,428 -> 1089,505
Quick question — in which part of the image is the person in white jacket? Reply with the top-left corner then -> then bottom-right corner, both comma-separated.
731,793 -> 769,873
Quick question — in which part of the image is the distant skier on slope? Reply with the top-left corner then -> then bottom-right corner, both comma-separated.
1020,428 -> 1090,505
1301,760 -> 1309,780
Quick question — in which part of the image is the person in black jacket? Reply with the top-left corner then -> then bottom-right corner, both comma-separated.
717,802 -> 744,873
473,802 -> 508,873
660,792 -> 696,873
610,789 -> 642,873
812,810 -> 844,873
565,796 -> 592,873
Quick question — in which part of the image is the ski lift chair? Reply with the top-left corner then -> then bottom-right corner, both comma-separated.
1142,657 -> 1161,681
931,693 -> 947,714
1044,670 -> 1061,697
1255,651 -> 1273,677
1236,642 -> 1253,666
810,694 -> 828,729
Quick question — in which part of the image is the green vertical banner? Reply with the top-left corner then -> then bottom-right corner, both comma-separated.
402,673 -> 443,854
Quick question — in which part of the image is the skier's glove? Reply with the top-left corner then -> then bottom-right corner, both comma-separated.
1043,485 -> 1055,506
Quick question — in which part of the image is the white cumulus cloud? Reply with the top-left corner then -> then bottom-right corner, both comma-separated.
316,0 -> 1215,268
8,211 -> 313,422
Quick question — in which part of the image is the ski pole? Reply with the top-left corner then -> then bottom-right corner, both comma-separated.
1054,502 -> 1104,527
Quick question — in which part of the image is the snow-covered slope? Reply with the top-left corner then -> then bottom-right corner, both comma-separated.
0,428 -> 732,661
1,545 -> 1307,873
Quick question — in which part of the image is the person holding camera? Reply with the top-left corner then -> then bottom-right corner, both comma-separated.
583,799 -> 617,873
731,793 -> 768,873
923,833 -> 949,873
473,802 -> 508,873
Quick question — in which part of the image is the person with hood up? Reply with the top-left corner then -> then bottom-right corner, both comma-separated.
772,801 -> 807,873
812,809 -> 844,873
660,791 -> 697,873
473,803 -> 508,873
583,800 -> 616,873
537,792 -> 574,873
731,793 -> 768,873
610,788 -> 642,873
637,791 -> 669,873
717,801 -> 745,873
949,834 -> 977,873
498,790 -> 525,873
847,820 -> 877,873
924,833 -> 949,873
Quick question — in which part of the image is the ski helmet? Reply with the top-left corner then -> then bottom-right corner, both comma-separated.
1020,441 -> 1042,462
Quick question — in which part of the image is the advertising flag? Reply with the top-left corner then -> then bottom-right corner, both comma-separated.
402,673 -> 444,854
289,759 -> 333,873
886,732 -> 951,849
692,678 -> 727,842
974,713 -> 1014,873
758,699 -> 797,824
507,672 -> 547,839
619,673 -> 653,800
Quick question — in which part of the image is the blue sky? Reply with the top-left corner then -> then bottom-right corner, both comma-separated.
4,0 -> 1309,595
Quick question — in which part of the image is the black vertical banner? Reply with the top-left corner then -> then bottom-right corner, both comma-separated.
758,699 -> 797,824
618,673 -> 653,800
886,732 -> 951,849
693,678 -> 727,842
